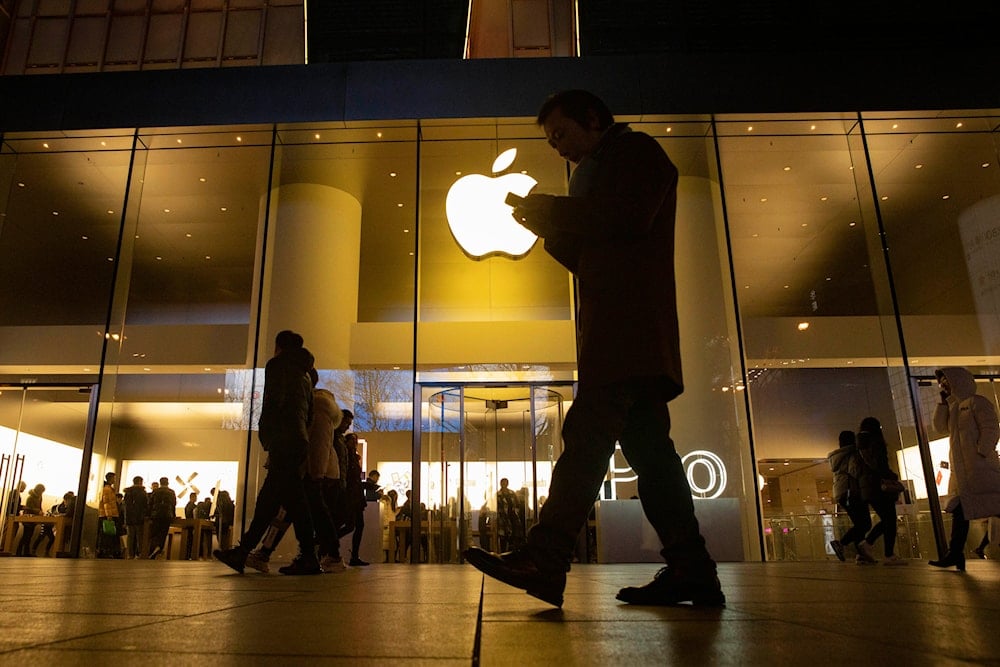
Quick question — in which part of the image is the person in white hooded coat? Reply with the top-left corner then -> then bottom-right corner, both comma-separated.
929,366 -> 1000,570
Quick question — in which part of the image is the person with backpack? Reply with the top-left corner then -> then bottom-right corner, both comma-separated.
828,430 -> 871,561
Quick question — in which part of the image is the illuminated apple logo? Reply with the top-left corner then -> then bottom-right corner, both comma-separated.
445,148 -> 538,259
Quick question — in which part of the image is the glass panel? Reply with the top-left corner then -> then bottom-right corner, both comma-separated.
262,124 -> 418,565
1,386 -> 91,557
222,9 -> 261,61
718,113 -> 913,560
863,111 -> 1000,370
84,126 -> 270,559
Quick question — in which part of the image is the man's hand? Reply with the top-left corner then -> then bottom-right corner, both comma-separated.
511,193 -> 555,236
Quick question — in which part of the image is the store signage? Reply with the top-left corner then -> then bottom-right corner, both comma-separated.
609,446 -> 728,500
445,148 -> 538,259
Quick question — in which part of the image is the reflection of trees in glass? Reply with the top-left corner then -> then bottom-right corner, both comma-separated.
224,368 -> 260,430
322,369 -> 413,432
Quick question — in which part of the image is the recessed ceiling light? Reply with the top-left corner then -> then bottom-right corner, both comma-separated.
942,195 -> 950,199
17,182 -> 25,187
185,233 -> 192,238
752,233 -> 759,238
891,124 -> 898,129
820,196 -> 828,201
393,366 -> 400,370
783,285 -> 790,289
236,136 -> 242,142
220,207 -> 227,212
155,256 -> 162,260
199,177 -> 207,182
403,229 -> 410,233
915,164 -> 923,169
956,122 -> 963,128
849,221 -> 857,227
204,367 -> 212,371
982,162 -> 991,168
810,124 -> 816,131
389,172 -> 397,177
408,251 -> 414,256
397,203 -> 404,207
801,223 -> 808,227
666,127 -> 672,133
100,141 -> 106,147
143,367 -> 151,372
376,132 -> 383,138
163,208 -> 171,213
205,255 -> 211,260
783,166 -> 791,171
747,126 -> 753,132
81,235 -> 88,240
314,133 -> 321,139
881,196 -> 888,201
744,285 -> 750,289
797,322 -> 810,331
825,277 -> 832,281
759,197 -> 767,202
42,142 -> 49,148
455,171 -> 462,176
107,209 -> 114,214
106,257 -> 113,261
176,139 -> 182,144
52,211 -> 59,216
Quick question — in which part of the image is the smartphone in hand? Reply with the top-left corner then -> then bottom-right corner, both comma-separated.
505,192 -> 525,207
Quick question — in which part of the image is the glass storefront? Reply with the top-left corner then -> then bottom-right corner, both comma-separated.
2,109 -> 997,562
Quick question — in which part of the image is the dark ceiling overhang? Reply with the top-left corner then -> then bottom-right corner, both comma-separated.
2,48 -> 1000,133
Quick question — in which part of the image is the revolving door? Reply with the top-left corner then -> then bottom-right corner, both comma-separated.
411,383 -> 570,564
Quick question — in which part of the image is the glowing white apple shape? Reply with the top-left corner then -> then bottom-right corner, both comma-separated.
445,148 -> 538,259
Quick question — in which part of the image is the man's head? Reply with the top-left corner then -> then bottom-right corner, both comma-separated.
274,329 -> 304,356
159,477 -> 170,487
368,470 -> 380,482
105,472 -> 116,484
337,409 -> 354,433
537,90 -> 614,164
133,476 -> 143,486
189,492 -> 197,501
151,482 -> 159,490
500,477 -> 509,489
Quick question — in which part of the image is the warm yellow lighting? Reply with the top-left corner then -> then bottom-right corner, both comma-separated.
389,171 -> 397,177
445,148 -> 538,259
915,164 -> 923,169
783,166 -> 791,171
236,136 -> 242,142
797,322 -> 810,331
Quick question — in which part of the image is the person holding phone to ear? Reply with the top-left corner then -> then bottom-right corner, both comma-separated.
929,367 -> 1000,570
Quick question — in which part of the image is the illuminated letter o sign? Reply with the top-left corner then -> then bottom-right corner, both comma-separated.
682,450 -> 727,499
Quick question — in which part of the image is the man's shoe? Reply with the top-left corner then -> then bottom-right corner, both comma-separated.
213,547 -> 246,574
928,551 -> 966,571
244,550 -> 270,574
278,555 -> 322,575
830,540 -> 846,562
348,557 -> 369,566
616,566 -> 725,607
321,555 -> 347,573
463,546 -> 566,608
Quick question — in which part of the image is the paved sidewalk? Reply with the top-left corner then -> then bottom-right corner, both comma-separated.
0,557 -> 997,665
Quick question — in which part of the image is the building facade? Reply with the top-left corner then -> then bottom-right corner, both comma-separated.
2,2 -> 999,563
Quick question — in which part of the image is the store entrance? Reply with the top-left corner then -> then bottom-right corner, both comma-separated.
410,382 -> 572,564
0,384 -> 97,557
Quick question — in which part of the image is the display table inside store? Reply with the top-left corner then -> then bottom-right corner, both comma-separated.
0,515 -> 68,556
167,518 -> 215,560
